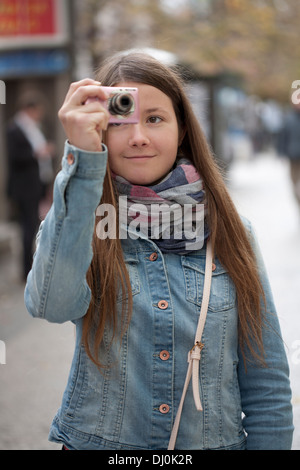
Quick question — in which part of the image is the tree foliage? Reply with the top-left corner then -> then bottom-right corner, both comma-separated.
74,0 -> 300,102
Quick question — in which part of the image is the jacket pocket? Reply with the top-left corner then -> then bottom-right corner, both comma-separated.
182,256 -> 236,311
117,253 -> 140,302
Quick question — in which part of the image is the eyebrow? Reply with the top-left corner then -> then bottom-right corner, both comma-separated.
144,107 -> 169,114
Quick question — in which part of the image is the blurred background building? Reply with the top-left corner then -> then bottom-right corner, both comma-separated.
0,0 -> 74,223
1,0 -> 299,227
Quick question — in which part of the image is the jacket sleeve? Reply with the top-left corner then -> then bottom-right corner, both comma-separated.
238,220 -> 294,449
24,141 -> 108,323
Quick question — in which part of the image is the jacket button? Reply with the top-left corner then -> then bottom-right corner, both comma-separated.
159,350 -> 170,361
67,152 -> 75,165
159,404 -> 170,414
158,300 -> 168,310
149,252 -> 158,261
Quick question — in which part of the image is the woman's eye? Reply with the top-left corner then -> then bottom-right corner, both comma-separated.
148,116 -> 162,124
111,122 -> 125,127
109,122 -> 122,127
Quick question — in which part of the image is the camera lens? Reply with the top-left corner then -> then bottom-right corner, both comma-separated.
109,93 -> 134,115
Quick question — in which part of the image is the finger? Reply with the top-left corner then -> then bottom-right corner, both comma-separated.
70,84 -> 109,107
92,111 -> 110,131
74,109 -> 110,134
59,97 -> 109,131
64,79 -> 102,103
81,99 -> 110,119
80,107 -> 110,130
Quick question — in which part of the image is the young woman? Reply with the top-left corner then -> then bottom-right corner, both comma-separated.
25,52 -> 293,450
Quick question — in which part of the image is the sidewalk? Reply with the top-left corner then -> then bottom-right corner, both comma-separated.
228,152 -> 300,450
0,230 -> 75,449
0,311 -> 74,450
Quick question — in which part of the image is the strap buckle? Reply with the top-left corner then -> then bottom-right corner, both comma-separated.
190,341 -> 204,354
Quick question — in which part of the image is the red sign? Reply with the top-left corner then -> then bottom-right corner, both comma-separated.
0,0 -> 56,37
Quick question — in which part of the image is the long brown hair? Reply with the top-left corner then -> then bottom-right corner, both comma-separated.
83,51 -> 266,368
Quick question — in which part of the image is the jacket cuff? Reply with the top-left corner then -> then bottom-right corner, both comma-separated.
61,141 -> 108,178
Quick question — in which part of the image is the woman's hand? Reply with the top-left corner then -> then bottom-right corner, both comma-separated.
58,79 -> 110,152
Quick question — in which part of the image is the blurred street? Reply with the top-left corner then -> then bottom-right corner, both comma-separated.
0,147 -> 300,450
228,148 -> 300,451
0,233 -> 74,450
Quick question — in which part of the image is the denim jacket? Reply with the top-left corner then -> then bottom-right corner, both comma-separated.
25,142 -> 294,450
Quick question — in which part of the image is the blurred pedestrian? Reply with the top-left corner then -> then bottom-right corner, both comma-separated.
6,90 -> 54,281
279,102 -> 300,211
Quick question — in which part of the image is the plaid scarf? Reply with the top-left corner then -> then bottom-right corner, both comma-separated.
113,158 -> 209,253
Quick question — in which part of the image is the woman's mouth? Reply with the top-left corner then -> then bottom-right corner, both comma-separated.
124,155 -> 155,160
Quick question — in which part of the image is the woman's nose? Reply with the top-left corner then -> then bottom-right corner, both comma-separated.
128,123 -> 150,147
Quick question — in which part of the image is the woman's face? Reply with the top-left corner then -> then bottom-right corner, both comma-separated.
106,82 -> 180,185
